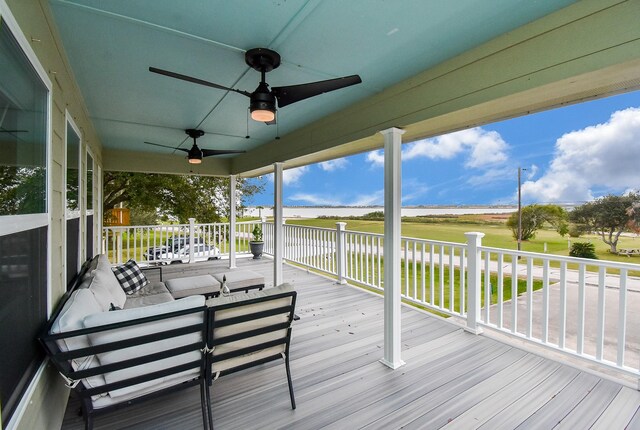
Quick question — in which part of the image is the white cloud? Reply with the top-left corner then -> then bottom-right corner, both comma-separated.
288,193 -> 338,206
267,166 -> 309,186
318,158 -> 348,171
522,107 -> 640,203
366,150 -> 384,166
351,190 -> 384,206
366,127 -> 509,169
288,190 -> 384,206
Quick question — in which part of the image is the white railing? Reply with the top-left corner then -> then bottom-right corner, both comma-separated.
103,219 -> 261,265
103,219 -> 640,381
269,222 -> 640,382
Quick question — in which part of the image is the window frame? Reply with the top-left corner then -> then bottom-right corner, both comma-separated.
64,113 -> 82,287
0,1 -> 53,428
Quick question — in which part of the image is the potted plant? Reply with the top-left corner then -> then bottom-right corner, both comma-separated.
249,224 -> 264,259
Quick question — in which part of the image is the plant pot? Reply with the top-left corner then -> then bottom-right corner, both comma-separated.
249,241 -> 264,259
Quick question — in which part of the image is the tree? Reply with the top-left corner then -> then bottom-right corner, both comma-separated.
103,172 -> 265,224
506,204 -> 568,241
569,192 -> 640,253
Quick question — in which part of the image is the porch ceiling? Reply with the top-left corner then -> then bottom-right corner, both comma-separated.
47,0 -> 640,176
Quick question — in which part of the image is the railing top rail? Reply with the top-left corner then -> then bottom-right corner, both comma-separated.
480,245 -> 640,271
402,236 -> 466,248
103,221 -> 260,230
284,224 -> 335,233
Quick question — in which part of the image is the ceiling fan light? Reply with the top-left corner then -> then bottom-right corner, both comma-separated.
188,144 -> 203,163
251,108 -> 275,122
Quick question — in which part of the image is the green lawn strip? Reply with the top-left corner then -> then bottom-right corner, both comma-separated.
286,218 -> 640,276
287,253 -> 543,319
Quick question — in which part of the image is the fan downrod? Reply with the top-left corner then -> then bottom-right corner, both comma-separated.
245,48 -> 281,73
185,129 -> 205,139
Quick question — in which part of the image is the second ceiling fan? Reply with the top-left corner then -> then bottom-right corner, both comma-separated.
144,129 -> 245,164
150,47 -> 362,123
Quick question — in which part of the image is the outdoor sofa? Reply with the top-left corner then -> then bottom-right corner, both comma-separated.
40,254 -> 297,430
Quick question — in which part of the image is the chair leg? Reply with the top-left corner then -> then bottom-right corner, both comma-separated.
199,381 -> 210,430
205,380 -> 214,430
285,356 -> 296,410
81,398 -> 94,430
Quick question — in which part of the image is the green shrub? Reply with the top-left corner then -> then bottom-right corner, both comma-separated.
569,242 -> 597,259
568,224 -> 583,238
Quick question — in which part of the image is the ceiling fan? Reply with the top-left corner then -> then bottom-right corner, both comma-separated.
149,47 -> 362,123
144,129 -> 246,164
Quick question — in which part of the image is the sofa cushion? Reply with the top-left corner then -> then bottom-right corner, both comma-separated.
165,274 -> 220,299
123,281 -> 174,309
83,295 -> 205,399
112,260 -> 149,295
206,284 -> 294,374
49,288 -> 107,392
89,267 -> 127,311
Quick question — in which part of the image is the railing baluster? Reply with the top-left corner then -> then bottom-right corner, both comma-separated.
484,251 -> 490,324
596,267 -> 606,361
577,264 -> 586,355
430,244 -> 435,306
421,242 -> 426,305
412,241 -> 417,300
460,247 -> 465,317
511,255 -> 517,333
404,240 -> 409,297
449,247 -> 454,313
617,269 -> 628,367
526,258 -> 533,338
542,259 -> 549,343
497,253 -> 503,328
559,261 -> 567,349
439,246 -> 444,309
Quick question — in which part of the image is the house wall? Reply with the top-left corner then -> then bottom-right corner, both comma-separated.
3,0 -> 103,429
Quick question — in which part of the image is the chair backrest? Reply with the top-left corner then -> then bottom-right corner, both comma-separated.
206,285 -> 296,379
41,298 -> 208,404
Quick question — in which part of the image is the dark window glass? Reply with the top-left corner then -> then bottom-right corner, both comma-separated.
86,153 -> 93,211
66,123 -> 79,214
0,226 -> 47,424
0,19 -> 48,215
86,214 -> 94,259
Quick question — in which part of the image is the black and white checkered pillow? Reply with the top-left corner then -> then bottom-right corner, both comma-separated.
112,260 -> 148,294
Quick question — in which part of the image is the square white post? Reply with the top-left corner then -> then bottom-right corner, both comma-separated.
465,232 -> 485,334
229,175 -> 237,269
336,222 -> 347,284
274,162 -> 284,286
380,127 -> 405,370
188,217 -> 196,264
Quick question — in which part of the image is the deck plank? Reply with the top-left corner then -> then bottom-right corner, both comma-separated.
60,258 -> 640,430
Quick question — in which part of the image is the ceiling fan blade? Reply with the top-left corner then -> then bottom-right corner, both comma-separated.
201,149 -> 247,157
149,67 -> 251,97
271,74 -> 362,108
144,141 -> 188,153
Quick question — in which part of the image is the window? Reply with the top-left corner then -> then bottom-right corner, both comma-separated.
0,16 -> 47,215
86,152 -> 94,258
66,120 -> 81,286
0,17 -> 49,424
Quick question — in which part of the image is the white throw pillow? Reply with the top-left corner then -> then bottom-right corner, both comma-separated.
89,267 -> 127,310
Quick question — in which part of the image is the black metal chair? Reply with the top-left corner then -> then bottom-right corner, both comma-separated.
205,287 -> 297,429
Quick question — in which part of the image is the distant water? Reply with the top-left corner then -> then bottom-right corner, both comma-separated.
245,206 -> 516,218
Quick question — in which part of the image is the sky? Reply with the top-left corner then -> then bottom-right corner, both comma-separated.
247,91 -> 640,207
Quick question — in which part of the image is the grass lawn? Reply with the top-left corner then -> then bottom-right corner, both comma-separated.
286,218 -> 640,265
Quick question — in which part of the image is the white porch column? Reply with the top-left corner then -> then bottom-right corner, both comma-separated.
465,232 -> 485,334
228,175 -> 237,269
380,127 -> 405,370
274,162 -> 284,286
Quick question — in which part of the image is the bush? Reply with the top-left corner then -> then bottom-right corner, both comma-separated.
569,242 -> 597,259
568,224 -> 583,238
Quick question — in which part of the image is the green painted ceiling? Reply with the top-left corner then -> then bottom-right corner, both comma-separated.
49,0 -> 577,165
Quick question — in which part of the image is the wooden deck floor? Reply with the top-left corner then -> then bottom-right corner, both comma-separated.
61,258 -> 640,429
